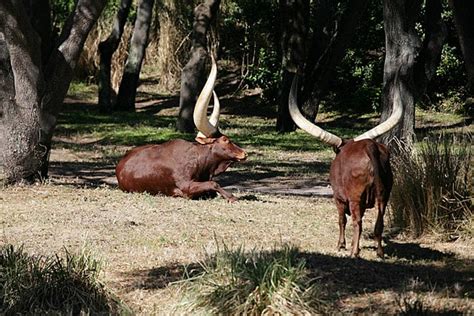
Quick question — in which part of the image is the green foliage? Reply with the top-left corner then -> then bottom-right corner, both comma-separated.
246,48 -> 281,101
390,133 -> 473,237
0,245 -> 129,314
50,0 -> 76,30
436,46 -> 463,78
178,243 -> 328,314
335,49 -> 384,113
50,0 -> 134,33
425,44 -> 467,113
328,1 -> 384,113
220,0 -> 280,101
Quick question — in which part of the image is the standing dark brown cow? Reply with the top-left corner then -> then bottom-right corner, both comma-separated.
116,56 -> 247,202
289,75 -> 403,258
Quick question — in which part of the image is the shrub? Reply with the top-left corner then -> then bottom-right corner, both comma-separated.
390,133 -> 472,237
0,245 -> 129,315
177,243 -> 328,315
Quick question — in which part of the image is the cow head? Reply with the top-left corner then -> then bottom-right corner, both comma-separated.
288,74 -> 403,148
193,54 -> 247,163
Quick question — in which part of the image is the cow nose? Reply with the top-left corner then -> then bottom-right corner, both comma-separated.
239,151 -> 248,161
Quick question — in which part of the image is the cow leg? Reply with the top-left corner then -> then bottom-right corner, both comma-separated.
185,181 -> 237,202
374,199 -> 387,258
349,201 -> 363,258
171,188 -> 184,197
335,200 -> 348,251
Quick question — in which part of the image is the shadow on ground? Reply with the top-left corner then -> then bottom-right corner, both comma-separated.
116,243 -> 473,313
383,240 -> 455,261
48,157 -> 333,197
53,89 -> 471,197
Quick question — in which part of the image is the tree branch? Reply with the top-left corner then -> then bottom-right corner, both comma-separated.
42,0 -> 107,117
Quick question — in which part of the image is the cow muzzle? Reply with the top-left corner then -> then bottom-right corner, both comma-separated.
236,151 -> 248,161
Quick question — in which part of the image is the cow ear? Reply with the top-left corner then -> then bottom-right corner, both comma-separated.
195,136 -> 216,144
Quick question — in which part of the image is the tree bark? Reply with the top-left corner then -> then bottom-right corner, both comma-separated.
115,0 -> 155,112
450,0 -> 474,96
98,0 -> 132,113
301,0 -> 369,121
22,0 -> 53,66
414,0 -> 447,96
380,0 -> 422,148
0,0 -> 45,183
176,0 -> 221,133
0,0 -> 106,183
276,0 -> 309,133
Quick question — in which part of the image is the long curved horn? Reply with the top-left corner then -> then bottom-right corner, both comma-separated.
196,90 -> 220,139
354,80 -> 403,141
289,75 -> 343,148
194,54 -> 219,137
209,90 -> 220,127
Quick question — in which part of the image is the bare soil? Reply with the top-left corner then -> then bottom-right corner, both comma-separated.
1,184 -> 472,314
1,92 -> 473,314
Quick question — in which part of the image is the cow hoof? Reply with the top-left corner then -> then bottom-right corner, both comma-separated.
350,251 -> 360,258
337,244 -> 346,251
376,249 -> 384,259
226,196 -> 238,203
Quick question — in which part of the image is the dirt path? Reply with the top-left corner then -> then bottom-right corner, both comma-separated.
48,159 -> 333,197
48,138 -> 334,198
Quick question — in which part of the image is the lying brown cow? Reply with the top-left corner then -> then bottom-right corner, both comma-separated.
289,74 -> 403,258
116,55 -> 247,202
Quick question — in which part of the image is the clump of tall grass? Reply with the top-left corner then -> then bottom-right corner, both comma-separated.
0,245 -> 129,315
390,133 -> 472,237
177,243 -> 328,314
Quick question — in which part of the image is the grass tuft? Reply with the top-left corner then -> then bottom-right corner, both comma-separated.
398,296 -> 427,316
177,242 -> 328,315
390,132 -> 472,237
0,244 -> 130,315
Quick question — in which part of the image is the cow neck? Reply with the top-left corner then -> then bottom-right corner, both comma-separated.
195,143 -> 232,178
193,144 -> 216,177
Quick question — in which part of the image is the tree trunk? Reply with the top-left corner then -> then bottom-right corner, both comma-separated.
0,0 -> 106,183
301,0 -> 370,121
276,0 -> 309,133
22,0 -> 53,66
115,0 -> 155,112
380,0 -> 422,148
414,0 -> 447,96
0,29 -> 40,184
98,0 -> 132,113
176,0 -> 221,133
450,0 -> 474,96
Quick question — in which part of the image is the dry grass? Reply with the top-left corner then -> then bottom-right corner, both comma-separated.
0,244 -> 128,314
1,184 -> 472,314
148,0 -> 192,92
390,133 -> 472,237
77,0 -> 192,94
176,243 -> 329,314
78,18 -> 135,91
1,83 -> 473,313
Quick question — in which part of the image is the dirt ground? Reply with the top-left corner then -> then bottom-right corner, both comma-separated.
2,148 -> 473,314
1,91 -> 473,313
